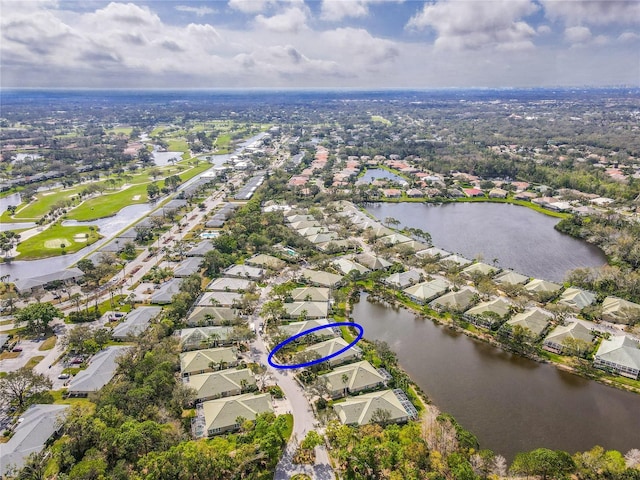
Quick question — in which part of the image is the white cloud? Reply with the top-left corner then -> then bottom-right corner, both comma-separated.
321,28 -> 399,66
537,25 -> 551,35
618,31 -> 640,43
541,0 -> 640,26
254,6 -> 308,33
407,0 -> 538,51
175,5 -> 216,17
320,0 -> 403,21
228,0 -> 270,14
564,25 -> 592,44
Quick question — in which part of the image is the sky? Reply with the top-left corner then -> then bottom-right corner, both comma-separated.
1,0 -> 639,89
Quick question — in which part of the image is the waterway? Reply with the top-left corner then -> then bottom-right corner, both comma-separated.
365,202 -> 606,282
352,293 -> 640,460
358,168 -> 408,185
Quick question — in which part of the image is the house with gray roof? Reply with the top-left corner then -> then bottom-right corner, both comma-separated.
186,307 -> 239,326
543,322 -> 594,354
320,360 -> 386,398
383,269 -> 424,289
301,337 -> 362,367
594,335 -> 640,379
279,319 -> 337,339
403,278 -> 450,304
186,240 -> 214,257
558,287 -> 597,310
494,270 -> 529,286
299,268 -> 344,288
180,326 -> 234,351
332,258 -> 370,276
200,393 -> 273,436
180,347 -> 239,377
67,346 -> 130,396
13,267 -> 85,295
173,257 -> 203,277
333,389 -> 412,426
206,277 -> 253,292
197,291 -> 242,307
355,253 -> 392,271
0,404 -> 70,476
317,239 -> 352,253
505,308 -> 553,337
287,214 -> 315,223
306,232 -> 340,245
601,296 -> 640,325
524,278 -> 563,295
430,287 -> 478,313
289,220 -> 321,230
112,306 -> 161,340
245,253 -> 286,271
464,297 -> 512,328
150,278 -> 183,304
439,254 -> 472,268
283,301 -> 329,319
186,368 -> 256,402
379,232 -> 413,246
290,286 -> 330,302
416,247 -> 451,259
223,264 -> 264,280
462,262 -> 499,277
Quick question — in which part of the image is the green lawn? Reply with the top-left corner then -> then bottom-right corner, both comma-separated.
16,224 -> 102,260
108,126 -> 133,136
67,184 -> 149,221
38,336 -> 57,351
371,115 -> 391,125
11,186 -> 83,220
24,355 -> 45,370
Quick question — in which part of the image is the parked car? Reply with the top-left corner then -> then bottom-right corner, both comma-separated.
11,346 -> 22,352
58,373 -> 71,380
70,357 -> 83,364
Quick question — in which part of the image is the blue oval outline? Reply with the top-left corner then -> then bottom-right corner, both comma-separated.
267,322 -> 364,370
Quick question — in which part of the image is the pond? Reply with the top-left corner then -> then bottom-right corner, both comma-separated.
358,168 -> 408,186
352,293 -> 640,460
365,202 -> 606,282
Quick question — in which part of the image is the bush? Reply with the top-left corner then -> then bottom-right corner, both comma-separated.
68,309 -> 101,323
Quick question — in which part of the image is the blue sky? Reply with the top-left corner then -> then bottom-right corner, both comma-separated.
1,0 -> 639,88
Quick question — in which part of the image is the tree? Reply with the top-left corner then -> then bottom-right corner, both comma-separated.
510,448 -> 575,480
14,302 -> 62,335
0,367 -> 52,411
147,182 -> 160,200
164,175 -> 182,191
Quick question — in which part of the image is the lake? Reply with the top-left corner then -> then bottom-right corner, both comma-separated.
365,202 -> 606,282
358,169 -> 408,186
352,293 -> 640,460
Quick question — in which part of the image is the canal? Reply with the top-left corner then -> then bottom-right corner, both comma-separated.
352,293 -> 640,460
365,202 -> 606,282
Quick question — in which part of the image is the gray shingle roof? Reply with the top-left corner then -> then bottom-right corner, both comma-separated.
112,306 -> 161,339
67,346 -> 130,394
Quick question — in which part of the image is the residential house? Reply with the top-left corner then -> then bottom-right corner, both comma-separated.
67,346 -> 130,397
430,287 -> 477,313
0,404 -> 70,476
489,188 -> 508,198
245,253 -> 286,271
543,322 -> 594,354
355,253 -> 392,271
150,278 -> 183,305
333,389 -> 413,426
180,326 -> 234,351
601,296 -> 640,325
506,308 -> 553,337
186,241 -> 214,257
403,278 -> 450,304
223,264 -> 264,280
558,287 -> 597,310
112,306 -> 161,340
279,319 -> 337,339
383,269 -> 424,289
524,278 -> 563,295
379,233 -> 413,245
173,257 -> 203,277
186,307 -> 239,327
416,247 -> 451,259
289,286 -> 331,302
332,258 -> 370,276
299,268 -> 344,288
206,277 -> 253,292
197,291 -> 242,307
462,262 -> 499,277
439,254 -> 472,268
302,337 -> 362,367
594,335 -> 640,379
180,347 -> 239,377
187,368 -> 256,402
494,270 -> 529,286
200,393 -> 273,436
464,297 -> 512,328
282,301 -> 329,319
320,360 -> 387,398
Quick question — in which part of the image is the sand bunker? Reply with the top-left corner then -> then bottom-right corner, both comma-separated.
132,195 -> 141,201
44,238 -> 68,249
73,234 -> 88,242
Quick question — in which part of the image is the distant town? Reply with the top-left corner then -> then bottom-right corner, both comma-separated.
1,89 -> 639,480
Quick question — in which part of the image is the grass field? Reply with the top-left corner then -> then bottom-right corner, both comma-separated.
38,336 -> 57,351
16,224 -> 102,260
11,186 -> 83,220
24,355 -> 45,369
108,126 -> 133,136
371,115 -> 391,125
66,184 -> 149,221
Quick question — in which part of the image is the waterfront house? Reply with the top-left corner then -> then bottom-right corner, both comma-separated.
320,360 -> 387,398
439,254 -> 472,268
430,287 -> 478,313
543,322 -> 594,354
462,262 -> 499,277
524,278 -> 563,295
67,346 -> 130,397
489,188 -> 508,198
1,404 -> 70,476
601,296 -> 640,325
416,247 -> 452,259
301,337 -> 362,367
403,278 -> 450,304
494,270 -> 530,286
180,347 -> 239,377
333,389 -> 413,426
558,287 -> 597,310
593,335 -> 640,379
464,297 -> 512,328
506,308 -> 553,337
282,301 -> 329,319
332,257 -> 370,276
200,393 -> 273,436
379,232 -> 413,245
383,269 -> 424,289
355,253 -> 392,270
187,368 -> 256,402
